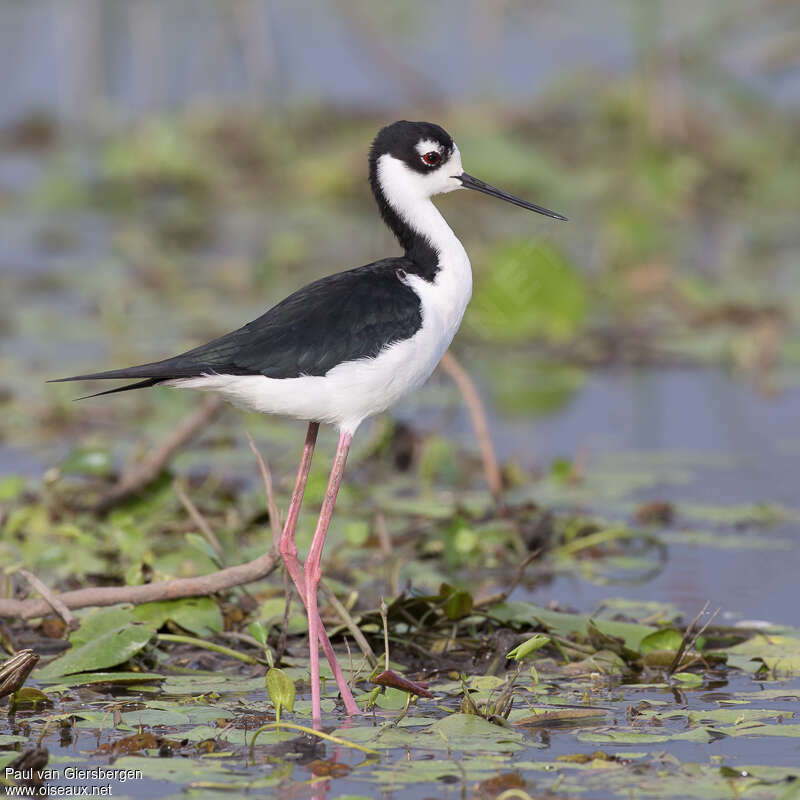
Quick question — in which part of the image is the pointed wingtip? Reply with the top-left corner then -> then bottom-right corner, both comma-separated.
49,378 -> 162,400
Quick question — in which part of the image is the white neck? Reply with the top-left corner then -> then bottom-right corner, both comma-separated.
376,153 -> 472,336
376,153 -> 470,277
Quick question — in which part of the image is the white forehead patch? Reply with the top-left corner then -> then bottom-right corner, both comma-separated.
415,138 -> 443,156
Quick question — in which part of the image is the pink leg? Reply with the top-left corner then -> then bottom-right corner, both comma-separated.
306,430 -> 352,729
277,423 -> 359,716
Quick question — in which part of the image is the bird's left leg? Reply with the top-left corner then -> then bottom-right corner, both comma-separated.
277,423 -> 359,716
305,430 -> 352,729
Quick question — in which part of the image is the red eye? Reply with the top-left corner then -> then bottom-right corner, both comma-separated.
423,151 -> 440,166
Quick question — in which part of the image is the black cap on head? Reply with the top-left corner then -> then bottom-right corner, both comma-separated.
369,120 -> 454,175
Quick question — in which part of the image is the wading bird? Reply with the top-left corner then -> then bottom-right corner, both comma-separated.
53,121 -> 566,727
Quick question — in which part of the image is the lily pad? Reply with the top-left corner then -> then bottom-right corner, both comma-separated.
132,597 -> 223,636
37,626 -> 154,678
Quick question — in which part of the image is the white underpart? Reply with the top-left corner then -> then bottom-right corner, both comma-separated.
170,145 -> 472,435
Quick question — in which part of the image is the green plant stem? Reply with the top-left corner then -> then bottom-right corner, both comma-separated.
249,721 -> 380,755
156,634 -> 262,665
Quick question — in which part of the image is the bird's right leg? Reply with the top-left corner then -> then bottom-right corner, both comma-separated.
277,422 -> 359,716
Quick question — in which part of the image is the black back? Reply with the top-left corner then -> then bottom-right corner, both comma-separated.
53,259 -> 423,387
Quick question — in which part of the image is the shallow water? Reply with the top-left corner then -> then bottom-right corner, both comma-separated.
407,365 -> 800,626
12,669 -> 800,799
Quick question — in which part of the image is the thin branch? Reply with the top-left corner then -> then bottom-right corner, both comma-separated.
174,479 -> 225,564
439,351 -> 503,502
246,433 -> 281,546
246,433 -> 290,664
16,569 -> 78,630
320,580 -> 377,668
374,512 -> 399,596
473,549 -> 542,610
668,602 -> 720,676
0,549 -> 279,620
93,395 -> 225,515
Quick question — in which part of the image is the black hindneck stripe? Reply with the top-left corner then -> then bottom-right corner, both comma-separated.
369,168 -> 440,283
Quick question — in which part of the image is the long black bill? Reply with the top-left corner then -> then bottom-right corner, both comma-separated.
459,172 -> 567,221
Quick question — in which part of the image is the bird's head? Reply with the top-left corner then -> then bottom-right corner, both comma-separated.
369,120 -> 566,221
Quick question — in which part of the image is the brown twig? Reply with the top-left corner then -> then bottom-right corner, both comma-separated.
93,395 -> 225,515
473,549 -> 542,610
0,549 -> 279,620
320,580 -> 377,668
439,351 -> 503,502
174,480 -> 225,564
246,433 -> 281,546
245,434 -> 290,663
374,511 -> 399,596
16,569 -> 78,631
668,602 -> 720,676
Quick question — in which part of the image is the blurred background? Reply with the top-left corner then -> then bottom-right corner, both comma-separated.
1,1 -> 799,625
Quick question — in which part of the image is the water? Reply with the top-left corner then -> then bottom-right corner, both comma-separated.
425,365 -> 800,626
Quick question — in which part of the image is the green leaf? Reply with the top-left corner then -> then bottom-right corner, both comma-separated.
38,672 -> 163,689
490,601 -> 657,651
70,606 -> 137,647
507,634 -> 551,662
266,668 -> 296,722
672,672 -> 704,687
132,597 -> 223,637
431,713 -> 525,752
639,627 -> 684,655
248,621 -> 273,668
12,687 -> 49,707
721,634 -> 800,676
375,687 -> 410,710
443,590 -> 473,620
37,626 -> 154,678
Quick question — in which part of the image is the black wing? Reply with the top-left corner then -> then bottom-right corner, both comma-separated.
52,258 -> 423,395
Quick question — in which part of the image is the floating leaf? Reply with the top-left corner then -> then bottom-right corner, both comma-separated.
37,626 -> 154,678
672,672 -> 704,687
132,597 -> 223,637
514,708 -> 607,728
38,671 -> 163,689
431,713 -> 525,752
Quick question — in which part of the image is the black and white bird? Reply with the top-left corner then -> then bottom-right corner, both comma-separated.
53,120 -> 566,727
